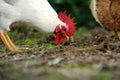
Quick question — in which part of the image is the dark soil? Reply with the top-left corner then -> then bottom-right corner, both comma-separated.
0,28 -> 120,80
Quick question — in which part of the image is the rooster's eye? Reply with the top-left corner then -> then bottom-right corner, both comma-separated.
61,26 -> 67,31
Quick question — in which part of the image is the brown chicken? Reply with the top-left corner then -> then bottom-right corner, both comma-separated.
90,0 -> 120,38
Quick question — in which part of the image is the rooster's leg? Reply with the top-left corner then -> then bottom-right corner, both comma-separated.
0,32 -> 24,52
115,31 -> 120,40
117,32 -> 120,39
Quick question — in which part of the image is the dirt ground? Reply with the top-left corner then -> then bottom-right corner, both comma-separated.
0,28 -> 120,80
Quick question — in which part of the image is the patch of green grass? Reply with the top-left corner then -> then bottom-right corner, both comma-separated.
22,38 -> 39,45
0,63 -> 11,70
76,64 -> 85,69
74,27 -> 89,38
46,44 -> 55,50
64,64 -> 73,70
8,30 -> 20,38
38,43 -> 59,50
79,45 -> 85,49
64,64 -> 93,71
47,73 -> 65,80
92,71 -> 113,80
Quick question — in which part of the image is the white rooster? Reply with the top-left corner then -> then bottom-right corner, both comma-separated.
0,0 -> 76,52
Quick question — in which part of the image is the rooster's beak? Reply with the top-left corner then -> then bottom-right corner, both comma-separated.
65,35 -> 70,41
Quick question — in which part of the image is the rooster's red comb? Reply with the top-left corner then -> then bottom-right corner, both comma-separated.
58,11 -> 76,36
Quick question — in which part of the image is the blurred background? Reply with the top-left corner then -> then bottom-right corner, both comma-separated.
49,0 -> 99,30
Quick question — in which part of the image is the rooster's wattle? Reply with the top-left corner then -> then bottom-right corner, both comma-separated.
0,0 -> 76,52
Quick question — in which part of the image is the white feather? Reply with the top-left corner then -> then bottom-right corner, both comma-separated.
0,0 -> 66,33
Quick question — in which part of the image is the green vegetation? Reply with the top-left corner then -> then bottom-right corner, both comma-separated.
92,72 -> 113,80
49,0 -> 98,28
22,39 -> 39,45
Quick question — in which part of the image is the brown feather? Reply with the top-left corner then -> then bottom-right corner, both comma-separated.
91,0 -> 120,31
